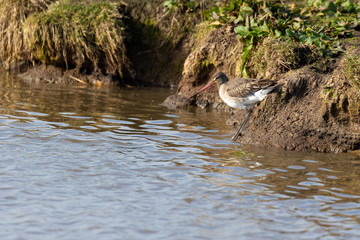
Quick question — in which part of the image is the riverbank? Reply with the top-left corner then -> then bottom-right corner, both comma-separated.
0,0 -> 202,87
164,27 -> 360,153
1,0 -> 360,152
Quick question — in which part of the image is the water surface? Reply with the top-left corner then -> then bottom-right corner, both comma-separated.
0,70 -> 360,239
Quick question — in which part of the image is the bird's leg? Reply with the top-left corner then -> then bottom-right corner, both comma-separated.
232,108 -> 250,141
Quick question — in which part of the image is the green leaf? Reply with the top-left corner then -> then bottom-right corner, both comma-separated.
293,22 -> 301,30
234,15 -> 244,24
285,28 -> 293,37
242,67 -> 249,78
228,15 -> 237,23
307,0 -> 315,6
322,1 -> 337,15
234,25 -> 249,38
341,0 -> 355,13
260,22 -> 270,32
275,30 -> 282,37
229,1 -> 237,11
250,16 -> 257,27
240,41 -> 253,76
251,26 -> 269,38
308,0 -> 324,8
241,40 -> 253,60
162,0 -> 173,9
245,15 -> 250,28
240,5 -> 254,16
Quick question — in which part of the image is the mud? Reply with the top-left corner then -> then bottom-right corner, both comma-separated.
164,27 -> 360,153
19,65 -> 117,86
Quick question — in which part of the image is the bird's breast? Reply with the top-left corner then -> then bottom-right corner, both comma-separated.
218,86 -> 246,109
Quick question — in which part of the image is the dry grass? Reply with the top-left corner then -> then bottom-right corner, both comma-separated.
0,0 -> 130,78
0,0 -> 54,69
23,0 -> 130,76
342,54 -> 360,88
248,37 -> 317,79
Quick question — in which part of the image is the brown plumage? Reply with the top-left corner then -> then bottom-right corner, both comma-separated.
226,78 -> 277,98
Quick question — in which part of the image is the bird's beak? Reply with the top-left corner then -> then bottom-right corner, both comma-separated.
195,79 -> 216,94
186,79 -> 215,103
196,79 -> 215,94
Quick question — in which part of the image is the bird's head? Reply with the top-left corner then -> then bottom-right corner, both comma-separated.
186,72 -> 229,103
194,72 -> 229,94
212,72 -> 229,86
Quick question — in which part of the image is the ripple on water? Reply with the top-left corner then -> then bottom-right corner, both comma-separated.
287,165 -> 307,170
102,118 -> 135,125
298,181 -> 325,187
0,75 -> 360,239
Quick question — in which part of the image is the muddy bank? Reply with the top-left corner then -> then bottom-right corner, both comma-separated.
18,65 -> 117,86
164,26 -> 360,153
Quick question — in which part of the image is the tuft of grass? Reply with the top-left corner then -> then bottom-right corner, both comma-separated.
343,54 -> 360,88
23,0 -> 130,77
193,21 -> 214,49
249,37 -> 317,78
0,0 -> 54,69
323,85 -> 336,99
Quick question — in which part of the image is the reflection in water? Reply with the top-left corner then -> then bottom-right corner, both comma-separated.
0,69 -> 360,239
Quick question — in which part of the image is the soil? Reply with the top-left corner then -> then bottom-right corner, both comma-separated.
19,65 -> 116,86
163,26 -> 360,153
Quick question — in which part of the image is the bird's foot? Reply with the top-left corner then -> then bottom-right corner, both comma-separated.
231,133 -> 241,141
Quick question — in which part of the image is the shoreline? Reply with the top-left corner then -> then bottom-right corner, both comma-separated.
2,0 -> 360,152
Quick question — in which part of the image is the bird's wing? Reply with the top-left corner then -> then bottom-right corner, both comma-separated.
226,78 -> 276,98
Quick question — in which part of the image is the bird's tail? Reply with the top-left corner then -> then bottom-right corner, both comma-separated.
257,79 -> 277,88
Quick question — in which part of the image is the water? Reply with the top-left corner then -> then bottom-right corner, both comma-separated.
1,70 -> 360,240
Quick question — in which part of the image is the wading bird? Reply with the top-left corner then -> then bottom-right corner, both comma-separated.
189,72 -> 278,141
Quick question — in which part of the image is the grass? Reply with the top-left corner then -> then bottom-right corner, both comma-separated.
0,0 -> 54,69
193,21 -> 214,49
0,0 -> 130,78
23,0 -> 129,76
249,37 -> 316,78
343,54 -> 360,88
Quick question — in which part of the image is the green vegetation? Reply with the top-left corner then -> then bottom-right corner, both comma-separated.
162,0 -> 202,13
323,85 -> 336,99
164,0 -> 360,76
